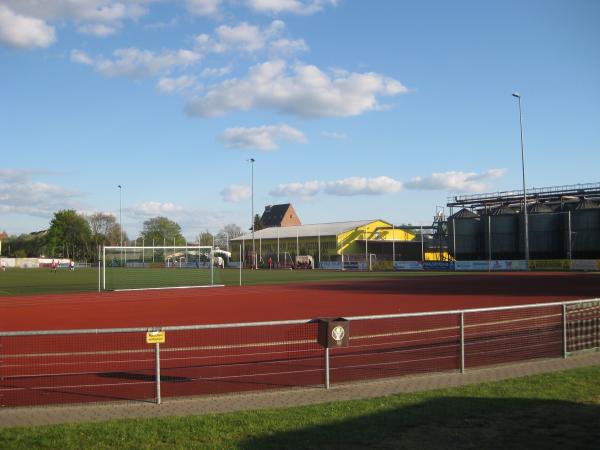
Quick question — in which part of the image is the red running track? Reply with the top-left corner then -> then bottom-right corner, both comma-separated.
1,273 -> 599,407
1,272 -> 599,331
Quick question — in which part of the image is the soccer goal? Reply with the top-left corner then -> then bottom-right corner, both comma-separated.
102,246 -> 221,291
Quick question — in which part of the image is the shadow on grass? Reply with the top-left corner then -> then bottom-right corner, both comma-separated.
241,396 -> 600,450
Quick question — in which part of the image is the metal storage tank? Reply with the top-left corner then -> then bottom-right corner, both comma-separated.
448,208 -> 482,260
570,199 -> 600,258
484,206 -> 520,260
527,203 -> 563,259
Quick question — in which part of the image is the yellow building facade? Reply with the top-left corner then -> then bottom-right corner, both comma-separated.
231,219 -> 428,267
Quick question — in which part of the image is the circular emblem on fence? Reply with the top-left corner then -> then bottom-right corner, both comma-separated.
331,325 -> 345,342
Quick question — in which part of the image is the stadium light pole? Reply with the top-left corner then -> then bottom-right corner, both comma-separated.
247,158 -> 256,269
512,92 -> 529,261
117,185 -> 123,247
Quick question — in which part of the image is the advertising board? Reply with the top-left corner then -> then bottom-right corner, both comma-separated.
570,260 -> 600,271
455,261 -> 490,271
423,261 -> 454,270
320,261 -> 342,270
528,260 -> 570,270
393,261 -> 424,270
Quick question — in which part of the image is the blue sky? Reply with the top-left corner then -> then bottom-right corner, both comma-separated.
1,0 -> 599,240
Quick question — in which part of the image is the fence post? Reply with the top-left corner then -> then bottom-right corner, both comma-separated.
155,342 -> 161,404
563,304 -> 568,359
102,245 -> 106,291
97,245 -> 101,292
324,347 -> 330,389
460,312 -> 465,373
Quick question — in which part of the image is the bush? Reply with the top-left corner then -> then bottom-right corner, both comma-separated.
372,261 -> 394,271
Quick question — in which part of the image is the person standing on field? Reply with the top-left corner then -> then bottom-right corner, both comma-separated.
268,256 -> 273,270
69,260 -> 75,271
51,259 -> 57,272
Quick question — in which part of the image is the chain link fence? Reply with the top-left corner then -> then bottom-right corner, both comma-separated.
1,299 -> 598,408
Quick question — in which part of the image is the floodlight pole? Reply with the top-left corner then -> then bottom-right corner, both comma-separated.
513,92 -> 529,262
364,225 -> 368,271
118,185 -> 123,247
248,158 -> 256,269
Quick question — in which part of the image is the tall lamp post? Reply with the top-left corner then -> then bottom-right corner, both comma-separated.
512,92 -> 529,261
247,158 -> 256,269
117,185 -> 123,247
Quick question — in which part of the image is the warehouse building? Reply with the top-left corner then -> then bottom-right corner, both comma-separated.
447,182 -> 600,260
231,205 -> 425,268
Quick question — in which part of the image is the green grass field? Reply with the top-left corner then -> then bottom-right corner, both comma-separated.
1,365 -> 598,449
0,267 -> 455,296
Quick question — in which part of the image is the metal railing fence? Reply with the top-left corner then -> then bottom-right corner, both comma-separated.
1,298 -> 598,408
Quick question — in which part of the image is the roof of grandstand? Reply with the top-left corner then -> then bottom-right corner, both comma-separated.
232,220 -> 379,240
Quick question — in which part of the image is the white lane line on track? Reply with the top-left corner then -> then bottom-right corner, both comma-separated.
2,347 -> 323,375
0,365 -> 325,391
2,338 -> 319,359
2,313 -> 560,360
0,284 -> 313,308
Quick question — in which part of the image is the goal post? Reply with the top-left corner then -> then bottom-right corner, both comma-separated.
102,246 -> 219,291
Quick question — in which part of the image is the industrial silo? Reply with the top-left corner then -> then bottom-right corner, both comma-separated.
485,206 -> 520,260
448,208 -> 482,260
570,199 -> 600,258
527,203 -> 563,259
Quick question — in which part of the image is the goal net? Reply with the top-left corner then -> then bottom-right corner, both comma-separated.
102,246 -> 220,291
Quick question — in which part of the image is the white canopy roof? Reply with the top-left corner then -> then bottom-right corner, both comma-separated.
232,220 -> 381,241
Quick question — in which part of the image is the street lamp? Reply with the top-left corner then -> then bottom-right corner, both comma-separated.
247,158 -> 256,269
512,92 -> 529,261
117,185 -> 123,247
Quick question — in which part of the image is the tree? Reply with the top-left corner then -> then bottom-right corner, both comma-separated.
1,231 -> 48,257
140,216 -> 185,245
47,210 -> 92,259
87,212 -> 126,246
253,214 -> 265,231
214,224 -> 243,250
222,223 -> 243,239
198,230 -> 214,246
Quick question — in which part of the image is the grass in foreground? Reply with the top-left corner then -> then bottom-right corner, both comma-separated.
1,365 -> 599,449
0,267 -> 457,296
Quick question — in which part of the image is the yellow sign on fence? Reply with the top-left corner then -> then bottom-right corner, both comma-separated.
528,259 -> 570,270
146,331 -> 165,344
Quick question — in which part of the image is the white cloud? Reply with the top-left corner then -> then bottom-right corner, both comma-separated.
219,124 -> 306,150
185,60 -> 407,118
246,0 -> 337,15
128,200 -> 240,238
215,22 -> 268,52
186,0 -> 222,17
0,5 -> 55,49
321,131 -> 347,140
404,169 -> 507,193
221,185 -> 252,202
324,176 -> 403,196
3,0 -> 149,23
269,176 -> 402,200
201,66 -> 232,78
269,180 -> 322,201
129,201 -> 187,217
70,49 -> 94,65
78,23 -> 118,37
71,47 -> 202,79
1,1 -> 150,46
195,20 -> 288,54
0,169 -> 81,217
157,75 -> 197,93
268,169 -> 505,200
269,38 -> 308,55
